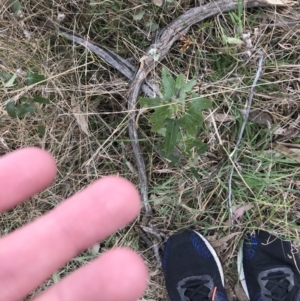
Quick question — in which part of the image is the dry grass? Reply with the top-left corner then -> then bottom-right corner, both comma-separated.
1,1 -> 300,300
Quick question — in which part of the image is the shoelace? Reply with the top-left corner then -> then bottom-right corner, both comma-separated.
181,279 -> 214,301
262,271 -> 300,301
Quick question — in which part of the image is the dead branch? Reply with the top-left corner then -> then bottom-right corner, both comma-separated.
44,19 -> 161,99
127,0 -> 291,217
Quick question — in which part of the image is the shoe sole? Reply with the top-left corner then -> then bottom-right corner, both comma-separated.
193,230 -> 225,285
237,239 -> 250,299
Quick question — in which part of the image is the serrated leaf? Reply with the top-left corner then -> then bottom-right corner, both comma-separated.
179,114 -> 199,136
165,119 -> 179,156
182,78 -> 196,93
155,143 -> 180,166
31,96 -> 50,104
149,105 -> 171,124
139,97 -> 161,108
173,88 -> 186,104
4,73 -> 17,88
26,72 -> 46,86
186,139 -> 208,155
151,120 -> 165,132
175,74 -> 185,90
6,101 -> 17,118
38,125 -> 46,137
185,107 -> 204,130
189,97 -> 212,110
162,67 -> 175,101
133,10 -> 145,20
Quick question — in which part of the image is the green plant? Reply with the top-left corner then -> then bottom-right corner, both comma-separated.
2,71 -> 49,119
133,8 -> 159,32
139,67 -> 212,159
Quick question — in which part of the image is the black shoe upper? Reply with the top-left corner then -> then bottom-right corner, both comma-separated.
162,230 -> 228,301
240,230 -> 300,301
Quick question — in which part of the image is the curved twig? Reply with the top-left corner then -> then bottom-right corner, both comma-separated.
44,19 -> 161,98
127,0 -> 288,214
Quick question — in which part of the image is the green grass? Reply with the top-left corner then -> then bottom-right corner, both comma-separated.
1,0 -> 300,300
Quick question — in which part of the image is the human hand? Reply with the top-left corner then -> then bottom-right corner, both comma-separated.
0,148 -> 148,301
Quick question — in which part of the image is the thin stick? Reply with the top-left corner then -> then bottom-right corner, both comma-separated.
226,50 -> 264,220
141,225 -> 162,267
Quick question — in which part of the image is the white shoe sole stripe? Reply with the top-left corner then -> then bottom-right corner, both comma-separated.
237,239 -> 250,299
193,231 -> 225,285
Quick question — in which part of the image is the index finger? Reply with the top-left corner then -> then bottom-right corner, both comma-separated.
0,176 -> 141,301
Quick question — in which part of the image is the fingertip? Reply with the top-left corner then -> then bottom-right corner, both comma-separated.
96,175 -> 142,218
99,248 -> 149,301
22,147 -> 57,177
4,147 -> 57,177
33,248 -> 148,301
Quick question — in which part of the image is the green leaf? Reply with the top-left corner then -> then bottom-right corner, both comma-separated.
26,72 -> 46,86
6,101 -> 17,118
146,21 -> 159,32
31,96 -> 50,104
175,74 -> 185,90
8,0 -> 22,15
4,73 -> 17,88
186,107 -> 204,129
139,97 -> 161,108
186,139 -> 208,155
133,10 -> 145,20
164,119 -> 179,156
189,97 -> 212,110
151,119 -> 165,132
154,143 -> 180,166
179,113 -> 199,136
156,127 -> 166,136
189,167 -> 201,180
162,67 -> 175,101
0,72 -> 13,81
149,105 -> 171,124
182,78 -> 196,93
38,125 -> 46,137
5,101 -> 34,118
15,103 -> 35,117
175,89 -> 186,104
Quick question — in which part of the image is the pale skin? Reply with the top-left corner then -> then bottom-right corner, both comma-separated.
0,148 -> 148,301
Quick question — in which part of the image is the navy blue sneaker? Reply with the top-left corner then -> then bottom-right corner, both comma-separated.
238,230 -> 300,301
162,230 -> 228,301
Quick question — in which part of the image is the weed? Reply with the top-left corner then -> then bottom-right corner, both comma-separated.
139,67 -> 211,161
